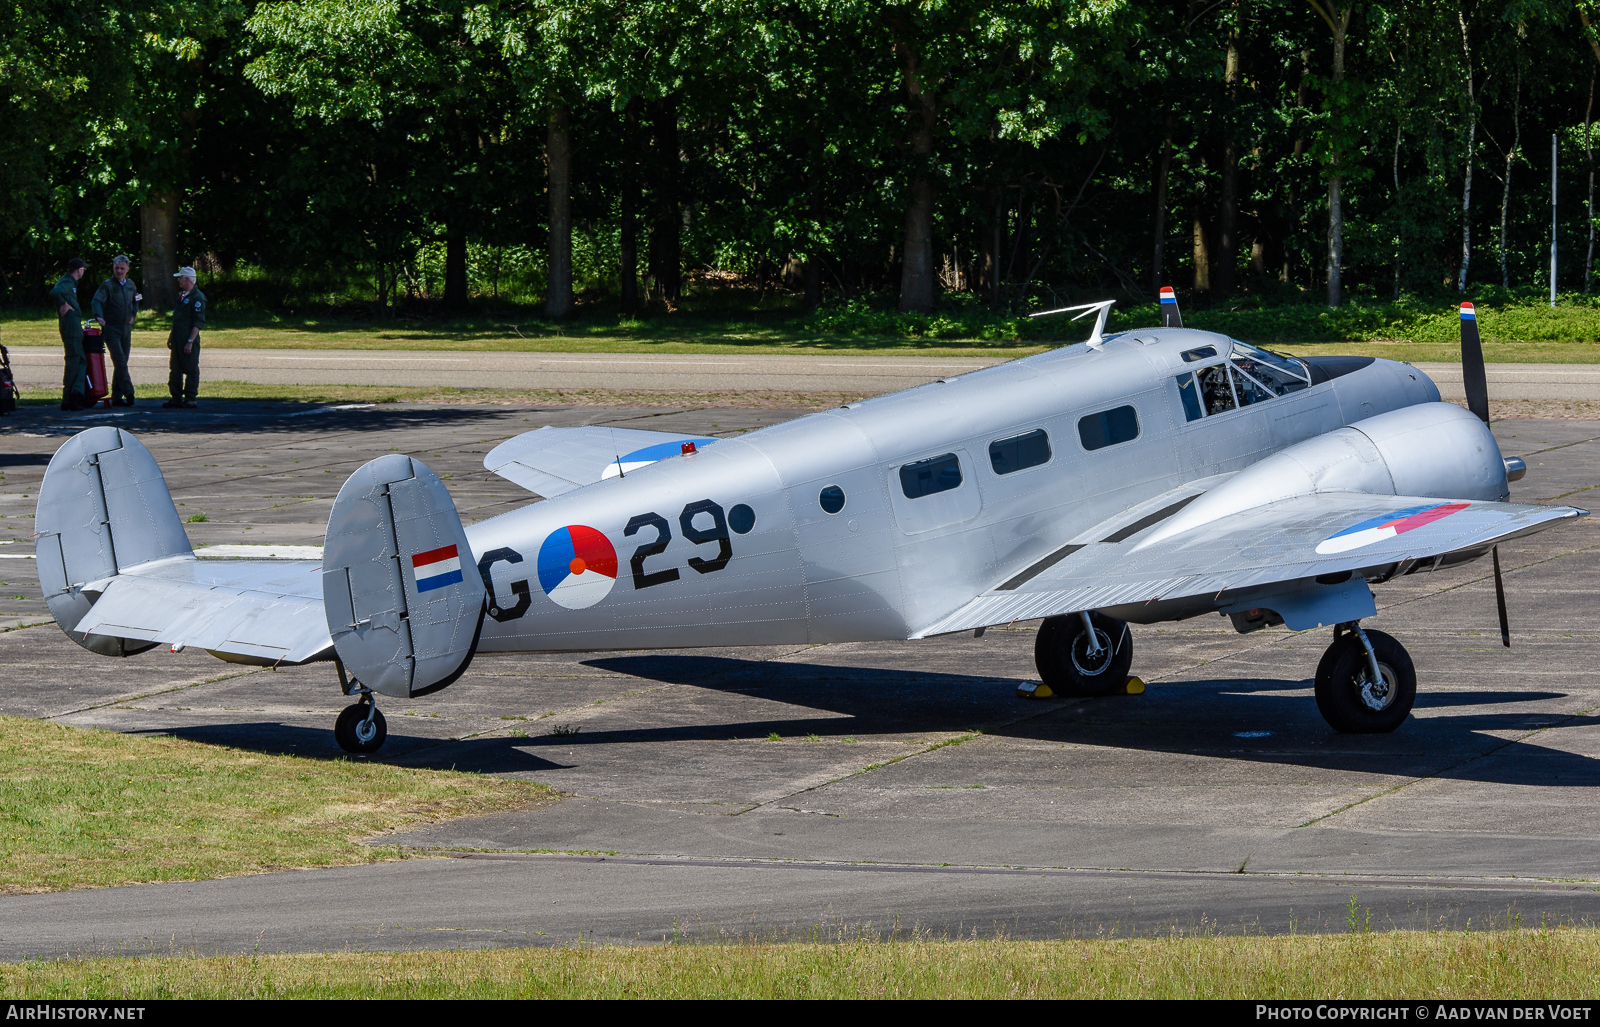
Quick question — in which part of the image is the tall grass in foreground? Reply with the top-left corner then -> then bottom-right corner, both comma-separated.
4,931 -> 1598,998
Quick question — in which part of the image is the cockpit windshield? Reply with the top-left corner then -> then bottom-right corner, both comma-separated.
1229,341 -> 1310,397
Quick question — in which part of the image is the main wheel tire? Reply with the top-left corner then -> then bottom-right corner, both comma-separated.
334,702 -> 388,754
1313,629 -> 1416,734
1034,612 -> 1134,697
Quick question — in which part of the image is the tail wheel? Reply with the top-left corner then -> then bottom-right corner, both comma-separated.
1035,612 -> 1134,697
335,701 -> 388,754
1314,629 -> 1416,733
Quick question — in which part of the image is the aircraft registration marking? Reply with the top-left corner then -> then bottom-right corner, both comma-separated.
1314,502 -> 1472,555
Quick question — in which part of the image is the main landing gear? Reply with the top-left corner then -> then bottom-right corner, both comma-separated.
1313,623 -> 1416,733
1034,611 -> 1134,697
334,692 -> 388,754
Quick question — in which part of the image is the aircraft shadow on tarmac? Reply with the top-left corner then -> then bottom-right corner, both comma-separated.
559,654 -> 1600,788
129,655 -> 1599,788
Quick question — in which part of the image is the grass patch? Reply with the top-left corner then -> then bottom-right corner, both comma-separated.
3,931 -> 1598,997
9,293 -> 1600,360
0,715 -> 552,893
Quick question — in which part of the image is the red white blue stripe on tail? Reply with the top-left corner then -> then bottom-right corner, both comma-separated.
1160,287 -> 1178,305
1461,302 -> 1477,320
412,544 -> 464,592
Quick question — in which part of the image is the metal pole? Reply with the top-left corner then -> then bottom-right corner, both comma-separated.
1552,133 -> 1559,307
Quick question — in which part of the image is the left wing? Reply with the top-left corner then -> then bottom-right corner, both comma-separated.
916,494 -> 1584,637
484,426 -> 717,497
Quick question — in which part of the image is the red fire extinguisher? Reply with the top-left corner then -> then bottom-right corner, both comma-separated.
81,320 -> 110,408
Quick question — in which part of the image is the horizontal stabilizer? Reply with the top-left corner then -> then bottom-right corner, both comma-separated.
915,494 -> 1583,637
70,558 -> 332,664
484,426 -> 717,497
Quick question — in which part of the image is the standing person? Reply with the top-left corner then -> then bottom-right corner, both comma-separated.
50,258 -> 89,411
91,255 -> 141,406
164,266 -> 205,409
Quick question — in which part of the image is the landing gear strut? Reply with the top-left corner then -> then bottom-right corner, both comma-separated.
334,692 -> 388,754
1034,611 -> 1134,696
1313,623 -> 1416,733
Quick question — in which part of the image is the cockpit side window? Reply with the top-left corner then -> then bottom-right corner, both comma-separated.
1230,354 -> 1309,397
1229,364 -> 1272,406
1175,372 -> 1204,421
1195,363 -> 1237,415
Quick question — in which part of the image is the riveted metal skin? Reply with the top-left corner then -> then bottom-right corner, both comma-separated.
322,454 -> 484,698
34,427 -> 186,656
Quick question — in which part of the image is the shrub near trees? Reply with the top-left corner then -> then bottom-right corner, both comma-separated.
4,0 -> 1600,319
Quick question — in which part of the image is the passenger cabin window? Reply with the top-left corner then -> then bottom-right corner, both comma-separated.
989,429 -> 1051,474
1078,406 -> 1140,451
900,453 -> 963,499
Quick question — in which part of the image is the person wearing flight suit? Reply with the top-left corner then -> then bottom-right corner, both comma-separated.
50,258 -> 89,411
165,266 -> 205,409
91,255 -> 140,406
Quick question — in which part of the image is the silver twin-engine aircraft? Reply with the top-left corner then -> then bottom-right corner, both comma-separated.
33,291 -> 1585,752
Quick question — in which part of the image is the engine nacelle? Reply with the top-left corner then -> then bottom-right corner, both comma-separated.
1137,402 -> 1507,551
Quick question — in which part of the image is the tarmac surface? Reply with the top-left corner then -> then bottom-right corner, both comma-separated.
1,399 -> 1598,956
6,344 -> 1600,403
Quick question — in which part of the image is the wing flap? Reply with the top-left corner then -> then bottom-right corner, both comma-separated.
916,495 -> 1584,637
483,426 -> 717,496
70,558 -> 332,664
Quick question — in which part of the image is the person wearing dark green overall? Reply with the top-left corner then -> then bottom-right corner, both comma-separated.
91,254 -> 140,406
50,258 -> 89,411
165,267 -> 204,409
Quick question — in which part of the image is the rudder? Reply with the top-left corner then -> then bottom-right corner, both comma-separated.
34,427 -> 191,655
322,454 -> 485,698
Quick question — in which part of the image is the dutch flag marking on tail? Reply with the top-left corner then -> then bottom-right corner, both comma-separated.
412,544 -> 464,593
1461,302 -> 1477,320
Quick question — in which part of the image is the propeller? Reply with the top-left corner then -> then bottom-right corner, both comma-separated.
1492,546 -> 1511,648
1459,302 -> 1491,424
1461,302 -> 1511,647
1160,286 -> 1183,328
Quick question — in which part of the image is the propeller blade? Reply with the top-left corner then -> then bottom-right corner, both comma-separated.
1160,286 -> 1183,328
1492,545 -> 1510,648
1460,302 -> 1491,425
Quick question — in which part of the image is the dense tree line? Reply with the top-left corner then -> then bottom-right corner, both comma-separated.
4,0 -> 1599,317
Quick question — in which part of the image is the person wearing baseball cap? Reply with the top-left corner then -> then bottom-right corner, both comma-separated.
91,255 -> 140,406
49,258 -> 89,411
165,266 -> 204,409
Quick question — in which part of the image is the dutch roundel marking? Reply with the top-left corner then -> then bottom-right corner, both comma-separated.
412,544 -> 464,592
1314,502 -> 1471,556
538,525 -> 620,609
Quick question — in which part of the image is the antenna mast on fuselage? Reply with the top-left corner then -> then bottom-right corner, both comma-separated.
1028,299 -> 1117,350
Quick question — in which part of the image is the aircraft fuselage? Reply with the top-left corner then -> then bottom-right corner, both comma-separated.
466,330 -> 1439,652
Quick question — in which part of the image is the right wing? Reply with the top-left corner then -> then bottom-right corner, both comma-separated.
916,493 -> 1584,637
484,426 -> 717,497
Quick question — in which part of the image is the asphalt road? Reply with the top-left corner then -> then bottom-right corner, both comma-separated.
6,345 -> 1600,403
2,346 -> 1004,398
0,404 -> 1597,956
